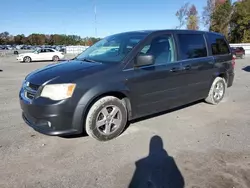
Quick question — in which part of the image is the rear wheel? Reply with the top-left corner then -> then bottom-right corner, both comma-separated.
23,56 -> 31,63
205,77 -> 226,105
85,96 -> 128,141
52,55 -> 59,62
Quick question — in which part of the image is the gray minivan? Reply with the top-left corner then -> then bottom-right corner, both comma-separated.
20,30 -> 235,141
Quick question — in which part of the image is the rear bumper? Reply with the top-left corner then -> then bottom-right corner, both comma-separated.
235,53 -> 245,57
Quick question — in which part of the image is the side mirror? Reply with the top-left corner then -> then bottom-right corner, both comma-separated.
135,54 -> 154,67
34,51 -> 39,54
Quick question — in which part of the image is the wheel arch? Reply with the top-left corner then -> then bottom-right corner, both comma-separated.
84,91 -> 132,120
218,73 -> 228,83
211,71 -> 228,88
71,85 -> 132,133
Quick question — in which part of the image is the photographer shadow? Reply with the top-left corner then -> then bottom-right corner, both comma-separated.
242,66 -> 250,72
128,135 -> 184,188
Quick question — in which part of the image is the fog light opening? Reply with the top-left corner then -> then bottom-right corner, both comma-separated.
48,122 -> 52,128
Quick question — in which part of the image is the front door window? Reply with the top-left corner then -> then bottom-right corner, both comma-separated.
139,34 -> 176,65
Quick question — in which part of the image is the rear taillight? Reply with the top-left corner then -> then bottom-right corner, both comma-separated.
232,55 -> 236,68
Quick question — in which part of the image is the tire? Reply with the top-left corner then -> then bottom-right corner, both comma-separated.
23,56 -> 31,63
85,96 -> 128,141
205,77 -> 226,105
52,55 -> 59,62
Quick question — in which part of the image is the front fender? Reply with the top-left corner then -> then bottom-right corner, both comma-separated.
71,83 -> 131,132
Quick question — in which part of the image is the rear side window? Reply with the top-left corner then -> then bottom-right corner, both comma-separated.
177,34 -> 207,60
208,34 -> 230,55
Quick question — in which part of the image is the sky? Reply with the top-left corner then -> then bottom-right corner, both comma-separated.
1,0 -> 208,38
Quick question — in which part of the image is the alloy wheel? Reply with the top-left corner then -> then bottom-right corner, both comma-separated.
95,105 -> 122,135
213,81 -> 224,101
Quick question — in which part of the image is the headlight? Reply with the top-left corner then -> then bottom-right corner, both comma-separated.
40,83 -> 76,100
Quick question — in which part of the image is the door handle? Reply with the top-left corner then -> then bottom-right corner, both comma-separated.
169,67 -> 179,72
183,65 -> 191,70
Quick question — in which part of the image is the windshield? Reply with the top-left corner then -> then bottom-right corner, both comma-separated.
75,32 -> 148,63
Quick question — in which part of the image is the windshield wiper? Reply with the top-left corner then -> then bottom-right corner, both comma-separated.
77,58 -> 97,63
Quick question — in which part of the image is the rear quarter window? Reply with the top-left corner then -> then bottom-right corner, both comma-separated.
177,34 -> 207,60
208,34 -> 230,55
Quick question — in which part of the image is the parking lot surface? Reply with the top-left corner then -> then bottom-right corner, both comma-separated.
0,56 -> 250,188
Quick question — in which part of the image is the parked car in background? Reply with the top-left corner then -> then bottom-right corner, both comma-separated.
17,48 -> 64,63
1,46 -> 9,50
19,30 -> 234,141
230,47 -> 245,59
59,48 -> 66,54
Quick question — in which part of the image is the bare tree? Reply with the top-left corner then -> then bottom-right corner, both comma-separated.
187,4 -> 199,30
202,0 -> 216,29
175,3 -> 189,29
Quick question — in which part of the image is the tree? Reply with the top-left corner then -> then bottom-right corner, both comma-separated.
229,0 -> 250,43
27,34 -> 46,45
176,3 -> 189,29
14,34 -> 26,44
186,5 -> 199,30
202,0 -> 233,37
0,31 -> 101,45
202,0 -> 216,29
0,31 -> 10,44
210,0 -> 233,38
45,35 -> 51,44
8,35 -> 14,45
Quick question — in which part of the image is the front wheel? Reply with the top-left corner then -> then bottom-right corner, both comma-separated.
205,77 -> 226,105
85,96 -> 128,141
23,56 -> 31,63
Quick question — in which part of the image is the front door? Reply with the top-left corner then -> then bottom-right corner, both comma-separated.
31,49 -> 42,61
125,33 -> 186,118
36,49 -> 47,61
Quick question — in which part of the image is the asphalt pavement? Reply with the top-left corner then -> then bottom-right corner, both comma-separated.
0,55 -> 250,188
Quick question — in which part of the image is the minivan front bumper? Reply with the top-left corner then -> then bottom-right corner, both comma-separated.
22,112 -> 79,136
19,93 -> 82,136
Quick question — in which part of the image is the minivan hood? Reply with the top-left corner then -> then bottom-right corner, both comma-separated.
25,60 -> 107,85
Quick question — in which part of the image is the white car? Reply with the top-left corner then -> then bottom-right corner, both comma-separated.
17,48 -> 65,63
